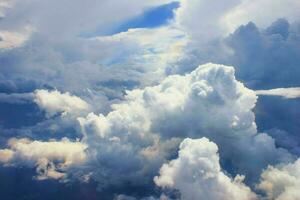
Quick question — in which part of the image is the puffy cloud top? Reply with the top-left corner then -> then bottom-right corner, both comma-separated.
154,137 -> 257,200
77,63 -> 291,190
34,89 -> 90,117
257,158 -> 300,200
0,0 -> 299,199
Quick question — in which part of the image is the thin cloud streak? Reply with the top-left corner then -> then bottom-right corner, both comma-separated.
256,87 -> 300,99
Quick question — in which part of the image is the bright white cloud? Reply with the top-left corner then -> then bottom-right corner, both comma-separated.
257,157 -> 300,200
77,63 -> 292,189
0,137 -> 87,180
154,137 -> 257,200
34,89 -> 90,117
256,87 -> 300,99
0,62 -> 295,197
175,0 -> 240,41
0,0 -> 298,198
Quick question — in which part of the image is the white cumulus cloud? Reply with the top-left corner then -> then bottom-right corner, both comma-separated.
257,157 -> 300,200
0,137 -> 87,180
34,89 -> 90,117
77,63 -> 292,189
154,137 -> 257,200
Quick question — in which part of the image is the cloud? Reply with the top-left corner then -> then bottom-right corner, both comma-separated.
154,137 -> 257,200
76,63 -> 292,190
0,60 -> 296,198
0,26 -> 33,49
0,1 -> 183,102
174,0 -> 300,42
175,0 -> 241,41
0,0 -> 175,38
0,0 -> 14,17
257,157 -> 300,200
173,18 -> 300,89
0,0 -> 298,199
0,137 -> 87,180
256,87 -> 300,99
0,149 -> 14,163
169,18 -> 300,154
224,19 -> 300,89
222,0 -> 300,33
114,194 -> 170,200
34,89 -> 90,117
0,26 -> 185,97
266,129 -> 300,155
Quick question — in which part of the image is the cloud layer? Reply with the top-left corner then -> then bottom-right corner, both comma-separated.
0,62 -> 297,199
0,0 -> 299,199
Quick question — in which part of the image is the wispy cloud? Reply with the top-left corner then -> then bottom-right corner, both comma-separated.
256,87 -> 300,99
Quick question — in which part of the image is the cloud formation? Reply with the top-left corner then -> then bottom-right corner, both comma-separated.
256,87 -> 300,99
76,63 -> 292,192
0,44 -> 298,199
34,89 -> 91,117
0,137 -> 87,180
154,137 -> 257,200
0,0 -> 299,199
257,158 -> 300,200
169,17 -> 300,157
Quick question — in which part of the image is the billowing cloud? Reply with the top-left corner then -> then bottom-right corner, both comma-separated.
169,18 -> 300,155
256,87 -> 300,99
0,0 -> 299,198
257,157 -> 300,200
172,18 -> 300,90
76,63 -> 292,191
34,89 -> 90,117
154,137 -> 257,200
0,60 -> 297,198
0,137 -> 87,180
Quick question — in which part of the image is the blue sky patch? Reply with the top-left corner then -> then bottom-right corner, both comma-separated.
81,1 -> 179,37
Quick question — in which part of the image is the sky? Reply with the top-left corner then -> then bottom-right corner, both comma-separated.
0,0 -> 300,199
